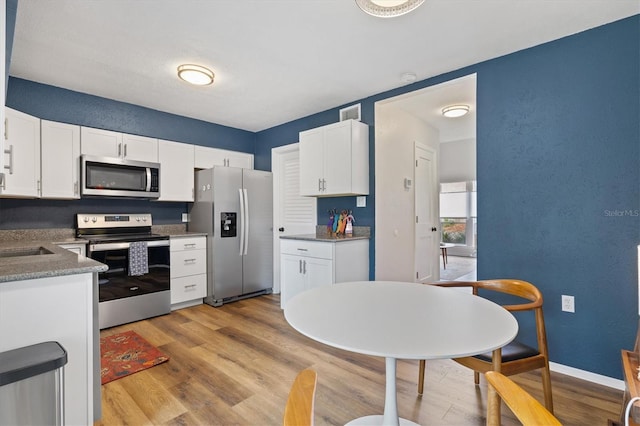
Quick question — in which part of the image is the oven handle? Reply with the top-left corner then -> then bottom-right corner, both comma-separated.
89,239 -> 170,252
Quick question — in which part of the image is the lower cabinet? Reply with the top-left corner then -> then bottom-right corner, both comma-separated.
170,235 -> 207,308
280,238 -> 369,308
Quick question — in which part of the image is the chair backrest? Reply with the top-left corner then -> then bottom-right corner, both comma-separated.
283,369 -> 318,426
485,371 -> 561,425
436,279 -> 548,356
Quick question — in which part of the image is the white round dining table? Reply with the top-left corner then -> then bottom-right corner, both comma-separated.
284,281 -> 518,426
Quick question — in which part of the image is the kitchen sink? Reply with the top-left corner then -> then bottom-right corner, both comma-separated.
0,247 -> 55,258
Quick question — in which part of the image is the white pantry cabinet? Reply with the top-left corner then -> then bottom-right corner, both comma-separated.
158,139 -> 194,201
170,235 -> 207,308
279,238 -> 369,308
80,127 -> 158,162
194,145 -> 253,169
41,120 -> 81,199
299,119 -> 369,197
1,108 -> 40,198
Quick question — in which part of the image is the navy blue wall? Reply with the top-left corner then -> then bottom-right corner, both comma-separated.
256,15 -> 640,378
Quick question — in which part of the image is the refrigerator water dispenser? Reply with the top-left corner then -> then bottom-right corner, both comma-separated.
221,212 -> 237,237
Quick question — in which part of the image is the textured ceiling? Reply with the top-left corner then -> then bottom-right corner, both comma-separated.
9,1 -> 639,132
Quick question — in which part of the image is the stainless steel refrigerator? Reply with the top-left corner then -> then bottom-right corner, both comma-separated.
189,167 -> 273,306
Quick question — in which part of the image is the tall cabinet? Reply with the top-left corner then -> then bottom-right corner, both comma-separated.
299,119 -> 369,197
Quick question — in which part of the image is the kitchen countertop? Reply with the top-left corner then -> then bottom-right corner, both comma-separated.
281,233 -> 369,242
0,241 -> 107,283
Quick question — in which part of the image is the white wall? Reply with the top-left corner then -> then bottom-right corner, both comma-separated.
439,138 -> 476,183
375,103 -> 439,281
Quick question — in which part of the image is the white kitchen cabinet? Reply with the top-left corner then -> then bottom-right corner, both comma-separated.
194,145 -> 253,169
41,120 -> 81,199
0,272 -> 96,425
279,238 -> 369,308
299,119 -> 369,197
170,235 -> 207,308
158,139 -> 195,201
1,108 -> 40,198
80,127 -> 158,162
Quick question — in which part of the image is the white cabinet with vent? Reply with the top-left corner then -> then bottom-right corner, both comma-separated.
299,119 -> 369,197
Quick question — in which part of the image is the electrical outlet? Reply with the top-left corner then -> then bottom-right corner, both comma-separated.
182,213 -> 189,223
561,295 -> 575,313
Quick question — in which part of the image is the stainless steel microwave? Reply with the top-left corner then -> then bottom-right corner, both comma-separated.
81,155 -> 160,198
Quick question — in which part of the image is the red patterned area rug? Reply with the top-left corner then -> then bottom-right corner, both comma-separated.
100,330 -> 169,385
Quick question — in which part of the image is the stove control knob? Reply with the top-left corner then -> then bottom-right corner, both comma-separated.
136,217 -> 141,222
142,217 -> 147,222
91,217 -> 97,223
83,216 -> 89,223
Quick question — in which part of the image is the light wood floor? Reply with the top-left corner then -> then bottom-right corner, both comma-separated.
96,294 -> 623,425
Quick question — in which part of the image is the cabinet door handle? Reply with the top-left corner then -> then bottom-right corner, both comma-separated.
318,178 -> 322,191
303,260 -> 307,274
185,284 -> 197,290
299,259 -> 302,274
4,145 -> 13,175
117,143 -> 122,157
124,143 -> 128,158
183,243 -> 196,249
297,248 -> 308,252
184,258 -> 197,264
74,181 -> 79,195
322,179 -> 326,191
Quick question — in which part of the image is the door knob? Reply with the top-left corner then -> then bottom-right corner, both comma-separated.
278,227 -> 285,232
431,227 -> 437,232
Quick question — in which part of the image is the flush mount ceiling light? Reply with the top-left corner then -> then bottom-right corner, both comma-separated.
442,105 -> 470,118
355,0 -> 425,18
177,64 -> 214,86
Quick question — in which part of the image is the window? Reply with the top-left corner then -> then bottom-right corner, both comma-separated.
440,181 -> 476,248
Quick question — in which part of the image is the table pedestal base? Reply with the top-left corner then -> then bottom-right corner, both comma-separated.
346,415 -> 419,426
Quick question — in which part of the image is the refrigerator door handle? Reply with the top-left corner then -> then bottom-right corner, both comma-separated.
238,188 -> 245,256
243,188 -> 249,255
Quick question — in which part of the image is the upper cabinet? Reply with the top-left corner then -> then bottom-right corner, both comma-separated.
41,120 -> 81,199
1,108 -> 41,198
299,119 -> 369,197
194,145 -> 253,170
80,127 -> 158,162
158,139 -> 194,202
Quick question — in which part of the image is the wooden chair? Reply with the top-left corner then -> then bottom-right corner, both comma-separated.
283,369 -> 318,426
417,279 -> 553,413
485,371 -> 561,425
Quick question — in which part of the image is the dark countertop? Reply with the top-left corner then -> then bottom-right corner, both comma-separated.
0,241 -> 107,283
280,234 -> 369,242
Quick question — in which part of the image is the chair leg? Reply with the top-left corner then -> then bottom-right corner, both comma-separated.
418,360 -> 425,394
474,371 -> 480,385
541,365 -> 554,414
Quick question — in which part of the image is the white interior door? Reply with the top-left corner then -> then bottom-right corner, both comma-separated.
414,143 -> 438,282
272,143 -> 317,294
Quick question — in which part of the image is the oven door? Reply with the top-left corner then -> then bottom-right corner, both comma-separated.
88,240 -> 170,302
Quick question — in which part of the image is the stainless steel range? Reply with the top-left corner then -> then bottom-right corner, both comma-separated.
76,213 -> 170,329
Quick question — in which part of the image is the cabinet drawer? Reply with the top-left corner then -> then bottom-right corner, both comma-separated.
171,274 -> 206,304
280,239 -> 333,259
171,249 -> 207,277
171,236 -> 206,251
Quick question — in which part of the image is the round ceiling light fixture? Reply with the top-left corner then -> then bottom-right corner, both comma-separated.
442,105 -> 470,118
177,64 -> 214,86
355,0 -> 425,18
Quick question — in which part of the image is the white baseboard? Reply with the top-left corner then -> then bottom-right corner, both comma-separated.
550,361 -> 624,390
